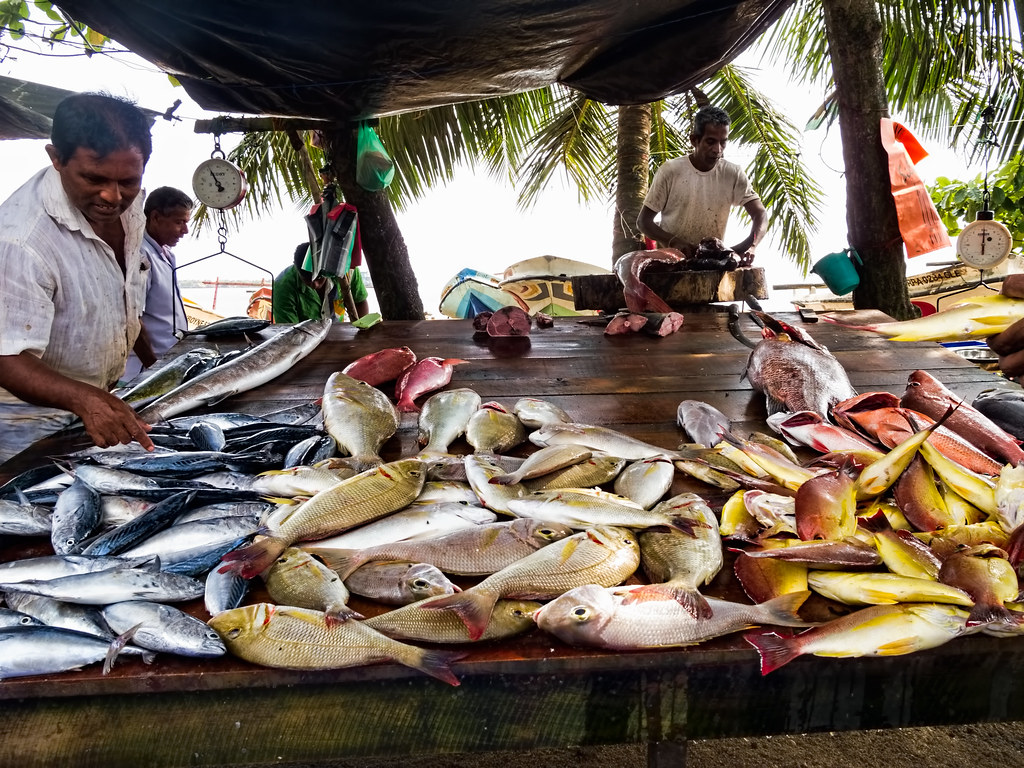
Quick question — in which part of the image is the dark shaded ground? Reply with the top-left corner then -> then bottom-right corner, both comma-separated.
254,722 -> 1024,767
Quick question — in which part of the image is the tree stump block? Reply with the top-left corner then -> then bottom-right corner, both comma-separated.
570,268 -> 767,312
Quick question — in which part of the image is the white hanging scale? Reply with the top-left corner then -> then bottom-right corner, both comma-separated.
192,137 -> 248,210
956,208 -> 1013,270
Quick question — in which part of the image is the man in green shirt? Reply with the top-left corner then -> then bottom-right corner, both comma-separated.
273,242 -> 369,323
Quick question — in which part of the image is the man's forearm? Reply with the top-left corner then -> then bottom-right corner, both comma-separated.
0,352 -> 95,412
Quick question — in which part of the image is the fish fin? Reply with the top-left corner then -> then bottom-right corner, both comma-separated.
744,631 -> 800,675
104,623 -> 144,674
558,537 -> 580,563
414,649 -> 467,686
665,513 -> 713,537
623,583 -> 713,619
873,637 -> 923,656
1005,524 -> 1024,568
420,590 -> 496,641
488,473 -> 519,486
219,538 -> 288,580
202,390 -> 240,407
966,602 -> 1018,628
760,590 -> 815,627
309,549 -> 367,580
324,603 -> 362,627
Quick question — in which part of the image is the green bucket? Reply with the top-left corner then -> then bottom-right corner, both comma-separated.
811,249 -> 862,295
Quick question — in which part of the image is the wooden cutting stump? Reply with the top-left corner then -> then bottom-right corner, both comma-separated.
570,268 -> 767,312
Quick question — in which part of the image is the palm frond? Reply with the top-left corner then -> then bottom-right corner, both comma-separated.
512,89 -> 617,210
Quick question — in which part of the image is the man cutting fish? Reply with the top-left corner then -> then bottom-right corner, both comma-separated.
637,105 -> 768,266
0,93 -> 156,463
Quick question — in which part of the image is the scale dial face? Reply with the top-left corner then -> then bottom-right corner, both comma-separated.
191,157 -> 248,210
957,218 -> 1013,269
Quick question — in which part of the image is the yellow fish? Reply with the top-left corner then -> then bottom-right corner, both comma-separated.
825,294 -> 1024,342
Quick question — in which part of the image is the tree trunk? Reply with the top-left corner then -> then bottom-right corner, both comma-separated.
823,0 -> 916,320
612,103 -> 653,266
327,127 -> 425,320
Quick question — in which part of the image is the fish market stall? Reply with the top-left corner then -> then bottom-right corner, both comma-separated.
2,310 -> 1024,768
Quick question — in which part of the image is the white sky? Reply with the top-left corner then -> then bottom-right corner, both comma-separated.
0,34 -> 977,316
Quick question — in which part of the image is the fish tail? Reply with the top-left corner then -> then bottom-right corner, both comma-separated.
412,648 -> 467,686
665,513 -> 712,537
420,590 -> 496,641
744,630 -> 801,675
759,590 -> 814,627
397,398 -> 421,413
219,537 -> 288,580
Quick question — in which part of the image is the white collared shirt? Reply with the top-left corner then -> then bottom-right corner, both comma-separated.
0,165 -> 147,460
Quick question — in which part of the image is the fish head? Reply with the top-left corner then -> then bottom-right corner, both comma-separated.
207,603 -> 268,641
534,584 -> 616,646
511,518 -> 575,546
403,562 -> 460,601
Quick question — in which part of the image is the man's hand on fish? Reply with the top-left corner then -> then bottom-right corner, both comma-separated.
987,274 -> 1024,377
76,387 -> 154,451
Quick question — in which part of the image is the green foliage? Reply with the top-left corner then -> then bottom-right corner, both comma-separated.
759,0 -> 1024,164
0,0 -> 110,49
929,153 -> 1024,251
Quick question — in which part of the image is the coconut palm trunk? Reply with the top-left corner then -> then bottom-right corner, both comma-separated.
823,0 -> 916,320
328,128 -> 425,320
613,104 -> 653,264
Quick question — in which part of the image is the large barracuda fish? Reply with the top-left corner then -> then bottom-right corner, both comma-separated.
137,318 -> 331,423
823,294 -> 1024,342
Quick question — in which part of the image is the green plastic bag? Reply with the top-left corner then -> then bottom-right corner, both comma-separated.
356,122 -> 395,191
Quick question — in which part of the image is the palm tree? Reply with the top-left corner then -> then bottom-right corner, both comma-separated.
761,0 -> 1023,318
215,68 -> 822,318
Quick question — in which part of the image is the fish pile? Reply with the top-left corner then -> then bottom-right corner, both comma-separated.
4,323 -> 1024,686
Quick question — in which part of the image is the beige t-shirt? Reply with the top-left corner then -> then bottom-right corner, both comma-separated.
642,156 -> 758,245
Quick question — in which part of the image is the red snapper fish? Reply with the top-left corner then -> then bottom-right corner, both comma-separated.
395,357 -> 468,413
342,346 -> 417,386
900,369 -> 1024,466
614,249 -> 682,314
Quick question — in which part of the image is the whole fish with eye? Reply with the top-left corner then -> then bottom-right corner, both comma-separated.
344,561 -> 460,605
823,294 -> 1024,342
138,318 -> 331,423
535,585 -> 811,650
207,603 -> 464,685
735,311 -> 857,419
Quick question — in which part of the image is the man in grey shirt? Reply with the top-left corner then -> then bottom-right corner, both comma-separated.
122,186 -> 192,382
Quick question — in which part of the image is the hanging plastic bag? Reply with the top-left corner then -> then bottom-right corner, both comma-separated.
356,122 -> 395,191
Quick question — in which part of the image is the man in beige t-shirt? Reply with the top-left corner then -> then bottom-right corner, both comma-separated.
637,105 -> 767,266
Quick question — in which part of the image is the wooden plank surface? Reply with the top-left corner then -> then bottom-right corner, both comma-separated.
1,310 -> 1022,767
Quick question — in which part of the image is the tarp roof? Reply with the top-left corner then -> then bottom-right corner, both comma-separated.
0,75 -> 75,140
53,0 -> 792,121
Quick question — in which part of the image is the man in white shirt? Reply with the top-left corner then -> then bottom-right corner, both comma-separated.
122,186 -> 192,382
637,105 -> 768,265
0,93 -> 156,463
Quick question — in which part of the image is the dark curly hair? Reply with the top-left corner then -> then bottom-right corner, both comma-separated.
50,92 -> 152,165
692,106 -> 731,140
144,186 -> 193,217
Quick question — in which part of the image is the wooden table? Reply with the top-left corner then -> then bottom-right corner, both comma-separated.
2,310 -> 1022,768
